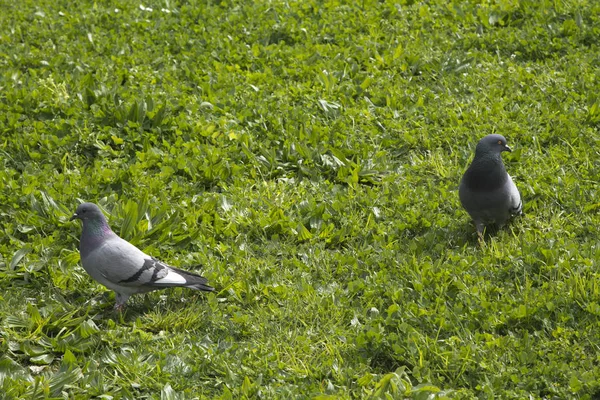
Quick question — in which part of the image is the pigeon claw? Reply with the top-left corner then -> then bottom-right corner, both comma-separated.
114,303 -> 126,313
477,231 -> 486,246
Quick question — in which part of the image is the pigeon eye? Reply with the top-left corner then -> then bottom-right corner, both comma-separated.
497,140 -> 502,145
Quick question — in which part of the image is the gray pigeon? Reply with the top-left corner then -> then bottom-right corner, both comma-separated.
459,134 -> 522,240
70,202 -> 214,310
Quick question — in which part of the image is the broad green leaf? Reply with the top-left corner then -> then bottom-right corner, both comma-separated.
9,247 -> 32,271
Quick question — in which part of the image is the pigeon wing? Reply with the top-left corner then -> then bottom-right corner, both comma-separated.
83,238 -> 183,287
506,174 -> 522,215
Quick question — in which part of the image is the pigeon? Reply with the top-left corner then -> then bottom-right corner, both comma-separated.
70,202 -> 214,310
459,134 -> 522,241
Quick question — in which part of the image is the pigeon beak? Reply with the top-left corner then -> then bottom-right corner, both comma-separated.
504,144 -> 512,152
69,213 -> 79,221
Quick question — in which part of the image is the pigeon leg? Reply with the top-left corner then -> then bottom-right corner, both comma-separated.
114,303 -> 126,312
477,231 -> 485,245
475,222 -> 486,246
114,292 -> 130,312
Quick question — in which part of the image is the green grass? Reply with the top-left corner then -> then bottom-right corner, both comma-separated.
1,0 -> 600,398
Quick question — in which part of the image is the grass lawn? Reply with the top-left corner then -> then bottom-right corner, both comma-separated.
1,0 -> 600,398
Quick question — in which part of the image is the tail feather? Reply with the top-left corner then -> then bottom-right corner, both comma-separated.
510,200 -> 523,216
170,266 -> 215,292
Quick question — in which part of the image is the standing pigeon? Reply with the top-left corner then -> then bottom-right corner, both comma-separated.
70,202 -> 214,310
459,134 -> 522,241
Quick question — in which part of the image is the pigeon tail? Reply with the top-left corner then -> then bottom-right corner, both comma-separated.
171,266 -> 215,292
510,200 -> 523,216
186,282 -> 216,292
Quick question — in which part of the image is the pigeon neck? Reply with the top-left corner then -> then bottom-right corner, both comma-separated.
465,153 -> 507,191
80,218 -> 115,259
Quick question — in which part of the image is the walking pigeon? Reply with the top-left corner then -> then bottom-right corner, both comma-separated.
459,134 -> 522,240
70,202 -> 214,310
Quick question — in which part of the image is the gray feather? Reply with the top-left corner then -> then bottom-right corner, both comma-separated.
71,202 -> 214,310
459,134 -> 522,234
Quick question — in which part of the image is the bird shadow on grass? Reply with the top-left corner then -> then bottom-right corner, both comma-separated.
458,214 -> 525,248
441,220 -> 485,248
52,289 -> 112,313
451,221 -> 510,248
54,287 -> 209,322
110,292 -> 208,322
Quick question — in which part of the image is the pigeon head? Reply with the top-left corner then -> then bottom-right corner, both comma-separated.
70,202 -> 107,222
475,134 -> 511,157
